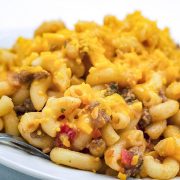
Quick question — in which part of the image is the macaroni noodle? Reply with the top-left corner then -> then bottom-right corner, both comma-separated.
1,11 -> 180,179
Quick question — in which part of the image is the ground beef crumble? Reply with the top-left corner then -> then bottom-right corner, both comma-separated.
87,101 -> 100,111
88,138 -> 106,157
14,98 -> 36,115
87,101 -> 110,128
105,82 -> 119,96
138,108 -> 151,130
92,109 -> 110,128
105,82 -> 137,104
125,147 -> 143,177
30,128 -> 46,138
159,89 -> 168,102
119,88 -> 137,104
9,70 -> 49,86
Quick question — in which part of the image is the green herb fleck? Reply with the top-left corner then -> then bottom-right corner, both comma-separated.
105,82 -> 119,96
61,108 -> 66,113
109,83 -> 119,90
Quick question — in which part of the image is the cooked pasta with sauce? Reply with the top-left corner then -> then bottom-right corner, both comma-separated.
0,11 -> 180,180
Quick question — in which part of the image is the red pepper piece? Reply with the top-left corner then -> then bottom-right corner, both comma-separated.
92,128 -> 102,139
54,124 -> 77,147
121,149 -> 133,168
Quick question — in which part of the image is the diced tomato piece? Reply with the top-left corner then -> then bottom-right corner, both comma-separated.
60,124 -> 77,141
54,131 -> 63,147
58,115 -> 65,120
54,124 -> 77,147
121,149 -> 133,167
92,128 -> 102,139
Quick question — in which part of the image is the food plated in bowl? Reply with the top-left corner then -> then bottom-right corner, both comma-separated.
0,11 -> 180,179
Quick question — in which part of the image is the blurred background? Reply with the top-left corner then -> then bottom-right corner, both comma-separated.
0,0 -> 180,47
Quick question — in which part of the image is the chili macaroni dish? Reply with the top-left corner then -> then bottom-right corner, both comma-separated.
0,11 -> 180,179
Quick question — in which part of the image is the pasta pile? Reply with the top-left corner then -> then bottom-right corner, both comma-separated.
0,11 -> 180,179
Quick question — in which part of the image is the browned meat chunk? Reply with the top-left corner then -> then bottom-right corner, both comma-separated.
119,88 -> 136,104
146,138 -> 161,151
30,128 -> 46,138
88,138 -> 106,157
91,109 -> 110,128
105,83 -> 136,104
125,147 -> 143,177
159,89 -> 167,102
138,108 -> 151,130
87,101 -> 110,128
14,98 -> 36,115
9,70 -> 49,86
105,82 -> 119,96
87,101 -> 100,111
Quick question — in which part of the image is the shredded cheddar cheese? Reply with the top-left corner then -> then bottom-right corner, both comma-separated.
118,172 -> 127,180
131,155 -> 139,166
1,11 -> 180,180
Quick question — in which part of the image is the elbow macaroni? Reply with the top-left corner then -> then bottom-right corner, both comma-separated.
143,156 -> 179,179
170,109 -> 180,126
41,96 -> 81,137
3,110 -> 20,136
30,76 -> 51,111
149,100 -> 179,121
50,147 -> 102,171
101,123 -> 120,146
105,130 -> 145,171
145,120 -> 167,139
0,96 -> 14,116
1,11 -> 180,179
163,125 -> 180,138
18,112 -> 53,152
154,137 -> 180,162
